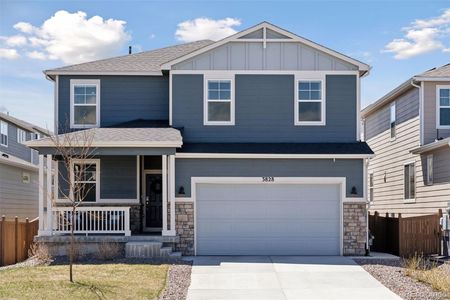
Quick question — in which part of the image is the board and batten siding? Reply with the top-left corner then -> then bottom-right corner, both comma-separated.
175,158 -> 364,198
0,164 -> 39,219
366,86 -> 449,216
172,74 -> 357,143
172,41 -> 357,71
0,120 -> 32,163
58,75 -> 169,133
423,81 -> 450,144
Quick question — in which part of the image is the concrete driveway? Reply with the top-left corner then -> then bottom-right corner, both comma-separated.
186,256 -> 401,300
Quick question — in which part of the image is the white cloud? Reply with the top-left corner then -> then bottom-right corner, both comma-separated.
3,10 -> 131,64
1,35 -> 27,47
0,48 -> 20,59
175,17 -> 241,42
383,8 -> 450,59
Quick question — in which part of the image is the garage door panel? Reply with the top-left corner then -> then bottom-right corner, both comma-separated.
196,182 -> 341,255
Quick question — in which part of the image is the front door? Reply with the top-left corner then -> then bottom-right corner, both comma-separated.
144,173 -> 163,231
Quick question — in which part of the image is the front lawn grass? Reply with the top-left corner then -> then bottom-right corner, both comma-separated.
0,263 -> 169,300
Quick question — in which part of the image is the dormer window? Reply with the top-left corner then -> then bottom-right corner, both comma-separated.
70,79 -> 100,128
295,79 -> 325,126
204,76 -> 234,126
437,86 -> 450,128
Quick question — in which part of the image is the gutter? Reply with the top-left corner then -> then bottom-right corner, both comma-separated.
410,138 -> 450,154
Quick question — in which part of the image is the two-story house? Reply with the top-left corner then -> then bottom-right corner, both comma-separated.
362,64 -> 450,217
28,22 -> 372,256
0,112 -> 50,219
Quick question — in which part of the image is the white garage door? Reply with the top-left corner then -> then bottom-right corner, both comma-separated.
196,181 -> 341,255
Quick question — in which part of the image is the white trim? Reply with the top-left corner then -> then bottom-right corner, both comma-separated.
46,155 -> 53,233
70,79 -> 100,129
368,170 -> 374,203
70,158 -> 100,202
169,155 -> 176,236
17,128 -> 27,144
0,153 -> 38,171
390,101 -> 396,140
413,76 -> 450,82
410,137 -> 450,154
142,169 -> 163,231
170,70 -> 360,76
136,155 -> 140,202
294,77 -> 326,126
420,81 -> 424,145
162,155 -> 168,233
175,153 -> 374,159
26,140 -> 182,148
344,197 -> 367,203
191,176 -> 346,256
357,76 -> 361,141
161,22 -> 370,72
436,85 -> 450,129
46,70 -> 162,76
203,74 -> 235,126
175,197 -> 193,203
38,155 -> 44,233
54,75 -> 59,134
169,72 -> 173,126
403,161 -> 416,203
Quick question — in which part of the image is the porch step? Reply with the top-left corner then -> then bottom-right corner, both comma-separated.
125,241 -> 176,258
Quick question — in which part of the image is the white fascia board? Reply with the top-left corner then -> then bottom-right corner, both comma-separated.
44,70 -> 163,76
410,138 -> 450,154
161,21 -> 370,73
175,153 -> 374,159
0,155 -> 38,171
413,76 -> 450,81
25,140 -> 182,148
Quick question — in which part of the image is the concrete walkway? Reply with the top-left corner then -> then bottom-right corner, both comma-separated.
186,256 -> 401,300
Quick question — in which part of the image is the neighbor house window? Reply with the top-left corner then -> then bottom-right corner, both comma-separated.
404,163 -> 415,201
0,120 -> 8,147
390,102 -> 396,139
369,173 -> 374,202
296,80 -> 325,125
426,154 -> 433,185
70,79 -> 100,128
437,86 -> 450,128
17,128 -> 27,144
204,77 -> 234,125
71,159 -> 100,202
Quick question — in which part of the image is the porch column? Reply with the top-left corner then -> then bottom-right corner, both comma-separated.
46,155 -> 53,235
168,155 -> 176,236
161,155 -> 168,234
38,155 -> 45,235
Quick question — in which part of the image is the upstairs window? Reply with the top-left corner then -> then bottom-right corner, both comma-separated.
404,163 -> 415,201
296,80 -> 325,125
17,128 -> 27,144
438,86 -> 450,128
70,79 -> 100,128
0,120 -> 8,147
390,102 -> 396,139
204,77 -> 234,125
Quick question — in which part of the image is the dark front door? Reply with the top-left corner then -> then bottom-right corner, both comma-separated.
145,173 -> 163,230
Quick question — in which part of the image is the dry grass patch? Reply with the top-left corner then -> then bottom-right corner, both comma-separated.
404,255 -> 450,298
0,263 -> 169,300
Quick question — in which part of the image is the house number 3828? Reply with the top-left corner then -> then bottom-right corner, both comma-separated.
262,176 -> 274,182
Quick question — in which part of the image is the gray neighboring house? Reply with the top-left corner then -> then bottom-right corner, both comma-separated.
28,22 -> 373,256
362,63 -> 450,217
0,112 -> 50,219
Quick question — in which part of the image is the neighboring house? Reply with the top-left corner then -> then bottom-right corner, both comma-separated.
27,22 -> 373,256
0,112 -> 50,219
362,63 -> 450,217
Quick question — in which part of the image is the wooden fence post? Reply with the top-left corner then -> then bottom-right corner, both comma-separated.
25,218 -> 29,259
398,213 -> 402,257
438,209 -> 443,256
0,216 -> 4,266
14,217 -> 18,264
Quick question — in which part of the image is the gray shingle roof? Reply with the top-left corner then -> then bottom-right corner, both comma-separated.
416,63 -> 450,78
45,40 -> 214,75
26,127 -> 182,148
0,112 -> 52,135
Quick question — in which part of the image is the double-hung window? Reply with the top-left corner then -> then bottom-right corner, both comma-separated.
437,86 -> 450,128
71,159 -> 99,202
17,128 -> 27,144
204,77 -> 234,125
369,173 -> 374,202
426,154 -> 433,185
70,79 -> 100,128
296,79 -> 325,125
0,120 -> 8,147
390,102 -> 396,139
404,162 -> 415,201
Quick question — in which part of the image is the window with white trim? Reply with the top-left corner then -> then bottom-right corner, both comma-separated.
204,78 -> 234,125
71,159 -> 99,202
404,163 -> 415,200
390,102 -> 396,139
17,128 -> 27,144
426,154 -> 433,185
369,172 -> 374,202
438,86 -> 450,128
70,79 -> 100,128
0,120 -> 8,147
296,80 -> 325,125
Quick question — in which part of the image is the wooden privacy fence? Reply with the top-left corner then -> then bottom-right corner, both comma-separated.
0,216 -> 39,266
369,210 -> 442,257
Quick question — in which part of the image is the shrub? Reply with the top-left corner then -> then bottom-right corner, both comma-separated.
28,243 -> 53,263
96,242 -> 123,260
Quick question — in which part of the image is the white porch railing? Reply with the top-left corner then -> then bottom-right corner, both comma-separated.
52,207 -> 131,236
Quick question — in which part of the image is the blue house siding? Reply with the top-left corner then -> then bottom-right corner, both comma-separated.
175,158 -> 363,197
172,74 -> 357,142
0,121 -> 32,163
58,75 -> 169,133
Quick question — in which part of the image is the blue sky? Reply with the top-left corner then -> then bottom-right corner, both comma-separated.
0,0 -> 449,129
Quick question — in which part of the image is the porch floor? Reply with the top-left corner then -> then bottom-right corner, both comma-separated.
34,234 -> 179,244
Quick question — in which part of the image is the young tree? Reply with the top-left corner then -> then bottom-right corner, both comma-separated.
49,128 -> 96,282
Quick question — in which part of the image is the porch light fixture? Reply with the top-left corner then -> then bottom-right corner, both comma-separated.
350,186 -> 357,195
178,186 -> 185,195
